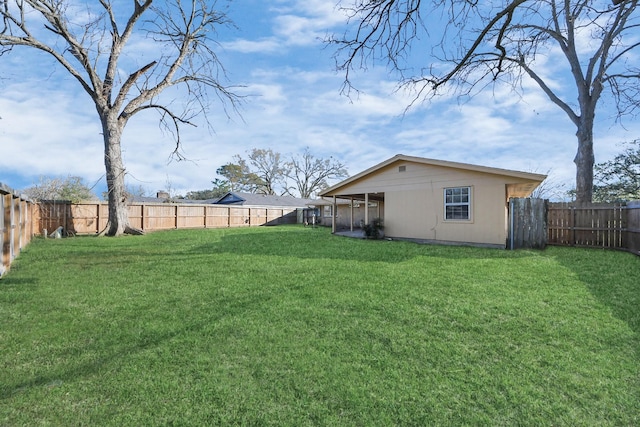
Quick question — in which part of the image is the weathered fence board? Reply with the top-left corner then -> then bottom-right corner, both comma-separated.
509,198 -> 548,249
508,199 -> 639,255
207,206 -> 233,228
626,201 -> 640,254
548,203 -> 625,248
548,202 -> 638,255
37,201 -> 301,235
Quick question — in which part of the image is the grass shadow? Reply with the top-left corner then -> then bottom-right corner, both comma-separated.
553,247 -> 640,335
0,277 -> 39,286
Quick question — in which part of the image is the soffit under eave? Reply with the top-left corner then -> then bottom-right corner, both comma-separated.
506,181 -> 543,198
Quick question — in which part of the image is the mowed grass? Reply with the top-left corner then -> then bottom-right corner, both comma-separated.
1,226 -> 638,426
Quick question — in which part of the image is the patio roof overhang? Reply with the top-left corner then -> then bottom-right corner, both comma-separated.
326,193 -> 385,202
319,192 -> 385,233
313,193 -> 385,206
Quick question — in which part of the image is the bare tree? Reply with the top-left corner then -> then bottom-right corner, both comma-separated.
593,139 -> 640,202
330,0 -> 640,203
239,148 -> 286,195
529,169 -> 570,201
216,162 -> 262,193
226,148 -> 349,198
284,147 -> 348,198
1,0 -> 240,235
22,175 -> 96,202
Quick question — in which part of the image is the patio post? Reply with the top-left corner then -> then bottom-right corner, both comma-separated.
350,197 -> 354,232
364,193 -> 369,226
332,196 -> 336,233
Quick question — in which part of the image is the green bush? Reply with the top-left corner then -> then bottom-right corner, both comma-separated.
363,217 -> 384,239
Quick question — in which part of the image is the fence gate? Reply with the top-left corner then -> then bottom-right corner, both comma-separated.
508,198 -> 548,250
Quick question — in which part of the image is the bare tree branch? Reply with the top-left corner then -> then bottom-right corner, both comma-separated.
284,148 -> 349,198
0,0 -> 242,235
329,0 -> 640,202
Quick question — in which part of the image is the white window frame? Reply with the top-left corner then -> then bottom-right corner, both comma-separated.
323,205 -> 333,217
444,186 -> 472,221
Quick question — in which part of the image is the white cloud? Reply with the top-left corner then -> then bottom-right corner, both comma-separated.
226,0 -> 348,53
222,38 -> 282,54
0,83 -> 103,180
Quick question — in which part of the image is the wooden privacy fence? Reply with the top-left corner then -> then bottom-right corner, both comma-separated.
547,201 -> 640,254
1,183 -> 37,276
508,198 -> 640,254
38,201 -> 301,235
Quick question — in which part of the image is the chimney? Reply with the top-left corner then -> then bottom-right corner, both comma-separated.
157,191 -> 170,199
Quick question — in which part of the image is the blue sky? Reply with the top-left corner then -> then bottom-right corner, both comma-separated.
1,0 -> 637,200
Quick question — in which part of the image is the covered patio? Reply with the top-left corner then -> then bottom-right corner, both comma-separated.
321,192 -> 385,234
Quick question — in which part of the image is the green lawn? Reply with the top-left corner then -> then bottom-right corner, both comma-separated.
1,226 -> 638,426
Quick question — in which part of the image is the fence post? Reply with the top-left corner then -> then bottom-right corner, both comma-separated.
18,198 -> 23,251
509,198 -> 515,250
141,203 -> 146,232
627,201 -> 640,254
0,193 -> 4,275
570,205 -> 576,246
10,195 -> 15,262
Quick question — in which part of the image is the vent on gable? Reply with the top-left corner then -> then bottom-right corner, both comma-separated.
398,165 -> 406,172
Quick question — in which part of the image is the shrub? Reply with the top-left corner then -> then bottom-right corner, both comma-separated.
363,217 -> 384,239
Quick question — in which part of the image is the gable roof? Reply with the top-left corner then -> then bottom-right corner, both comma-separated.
214,192 -> 246,205
319,154 -> 547,197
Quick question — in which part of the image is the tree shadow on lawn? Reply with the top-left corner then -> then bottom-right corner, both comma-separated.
0,277 -> 39,286
190,228 -> 640,338
0,289 -> 270,401
187,227 -> 538,265
553,248 -> 640,336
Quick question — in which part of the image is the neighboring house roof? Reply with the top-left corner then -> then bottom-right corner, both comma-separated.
319,154 -> 547,199
129,191 -> 316,207
213,192 -> 317,208
214,192 -> 246,205
129,195 -> 171,203
182,198 -> 219,204
132,192 -> 316,208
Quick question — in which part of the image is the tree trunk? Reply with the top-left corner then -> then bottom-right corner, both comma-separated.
100,114 -> 133,236
573,113 -> 595,203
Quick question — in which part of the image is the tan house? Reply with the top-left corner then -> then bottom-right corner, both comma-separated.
318,154 -> 546,248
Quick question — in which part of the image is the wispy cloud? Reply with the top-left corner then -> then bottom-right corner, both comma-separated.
222,38 -> 283,54
225,0 -> 346,53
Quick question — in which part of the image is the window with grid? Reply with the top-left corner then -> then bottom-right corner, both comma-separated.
444,187 -> 471,220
